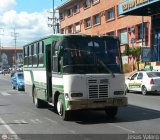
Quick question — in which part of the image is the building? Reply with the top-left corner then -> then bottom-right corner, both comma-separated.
57,0 -> 151,53
0,47 -> 23,67
119,0 -> 160,62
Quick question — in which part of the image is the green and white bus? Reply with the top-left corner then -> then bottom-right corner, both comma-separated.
23,34 -> 127,120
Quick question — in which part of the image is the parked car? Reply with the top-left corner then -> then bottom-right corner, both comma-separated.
2,69 -> 10,74
125,70 -> 160,95
11,72 -> 24,91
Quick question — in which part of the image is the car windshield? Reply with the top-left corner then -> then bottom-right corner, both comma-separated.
17,73 -> 24,79
147,72 -> 160,77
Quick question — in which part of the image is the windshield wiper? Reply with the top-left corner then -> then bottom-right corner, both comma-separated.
98,59 -> 115,78
92,52 -> 115,77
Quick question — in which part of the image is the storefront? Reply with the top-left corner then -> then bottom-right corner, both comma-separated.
119,0 -> 160,62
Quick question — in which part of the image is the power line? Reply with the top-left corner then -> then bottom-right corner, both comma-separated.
48,0 -> 60,34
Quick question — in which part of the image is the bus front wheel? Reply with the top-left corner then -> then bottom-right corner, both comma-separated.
105,107 -> 118,118
57,95 -> 71,121
33,88 -> 46,108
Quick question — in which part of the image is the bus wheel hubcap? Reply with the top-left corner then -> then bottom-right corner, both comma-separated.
34,96 -> 37,105
57,100 -> 63,116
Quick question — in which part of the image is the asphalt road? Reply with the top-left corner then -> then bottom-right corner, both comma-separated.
0,74 -> 160,140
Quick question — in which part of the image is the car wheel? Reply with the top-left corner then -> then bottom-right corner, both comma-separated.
17,85 -> 20,91
125,84 -> 129,93
141,85 -> 147,95
105,107 -> 118,118
56,95 -> 71,121
12,84 -> 15,90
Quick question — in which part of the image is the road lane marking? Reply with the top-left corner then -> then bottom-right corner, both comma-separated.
14,120 -> 28,126
44,117 -> 57,124
0,117 -> 17,134
109,123 -> 135,133
30,119 -> 42,124
1,92 -> 10,96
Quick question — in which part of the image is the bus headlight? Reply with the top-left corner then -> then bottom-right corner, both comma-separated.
71,93 -> 83,97
114,91 -> 124,95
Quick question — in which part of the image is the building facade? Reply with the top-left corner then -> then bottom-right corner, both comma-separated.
119,0 -> 160,62
0,47 -> 23,67
57,0 -> 151,53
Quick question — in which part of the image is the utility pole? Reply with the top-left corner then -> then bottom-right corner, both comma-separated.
0,28 -> 4,65
48,0 -> 60,34
11,28 -> 19,66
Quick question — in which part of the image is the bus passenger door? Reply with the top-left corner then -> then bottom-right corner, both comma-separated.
46,45 -> 52,102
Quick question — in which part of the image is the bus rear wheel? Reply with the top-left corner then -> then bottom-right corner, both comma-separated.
105,107 -> 118,118
33,88 -> 47,108
57,95 -> 71,121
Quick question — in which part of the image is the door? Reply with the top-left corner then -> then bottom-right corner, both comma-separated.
135,72 -> 143,91
127,73 -> 138,91
46,45 -> 52,102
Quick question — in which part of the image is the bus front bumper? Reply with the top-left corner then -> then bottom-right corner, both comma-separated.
66,97 -> 128,110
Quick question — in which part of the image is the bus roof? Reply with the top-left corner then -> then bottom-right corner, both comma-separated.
23,34 -> 119,47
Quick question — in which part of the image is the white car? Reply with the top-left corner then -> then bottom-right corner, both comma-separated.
125,71 -> 160,95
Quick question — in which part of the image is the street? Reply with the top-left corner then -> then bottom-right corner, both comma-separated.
0,74 -> 160,140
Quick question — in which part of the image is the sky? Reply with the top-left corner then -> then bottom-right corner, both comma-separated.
0,0 -> 66,47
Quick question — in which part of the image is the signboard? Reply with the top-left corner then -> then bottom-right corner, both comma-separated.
131,38 -> 136,44
119,0 -> 159,15
122,56 -> 128,64
142,47 -> 151,62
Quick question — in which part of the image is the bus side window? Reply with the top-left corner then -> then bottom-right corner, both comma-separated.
52,41 -> 58,72
33,43 -> 38,67
38,41 -> 44,66
28,45 -> 32,67
24,46 -> 29,67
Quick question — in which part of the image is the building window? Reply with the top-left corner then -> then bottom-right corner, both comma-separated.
68,25 -> 73,33
119,29 -> 128,44
74,4 -> 80,13
85,18 -> 91,28
75,22 -> 81,32
93,14 -> 100,25
67,8 -> 73,17
106,7 -> 115,20
107,31 -> 114,36
59,12 -> 64,20
83,0 -> 91,9
92,0 -> 100,5
138,24 -> 143,40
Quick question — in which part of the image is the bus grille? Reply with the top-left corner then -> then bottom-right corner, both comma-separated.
88,79 -> 109,99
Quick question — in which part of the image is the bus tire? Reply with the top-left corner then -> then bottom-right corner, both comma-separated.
105,107 -> 118,118
33,88 -> 44,108
57,95 -> 71,121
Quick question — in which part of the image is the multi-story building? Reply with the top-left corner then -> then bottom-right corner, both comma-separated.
0,47 -> 23,67
57,0 -> 151,53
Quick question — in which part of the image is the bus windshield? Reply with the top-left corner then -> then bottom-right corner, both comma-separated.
62,36 -> 121,74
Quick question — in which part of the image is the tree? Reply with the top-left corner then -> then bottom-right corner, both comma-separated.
129,46 -> 142,70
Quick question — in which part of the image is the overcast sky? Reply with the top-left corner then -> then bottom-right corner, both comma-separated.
0,0 -> 66,48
